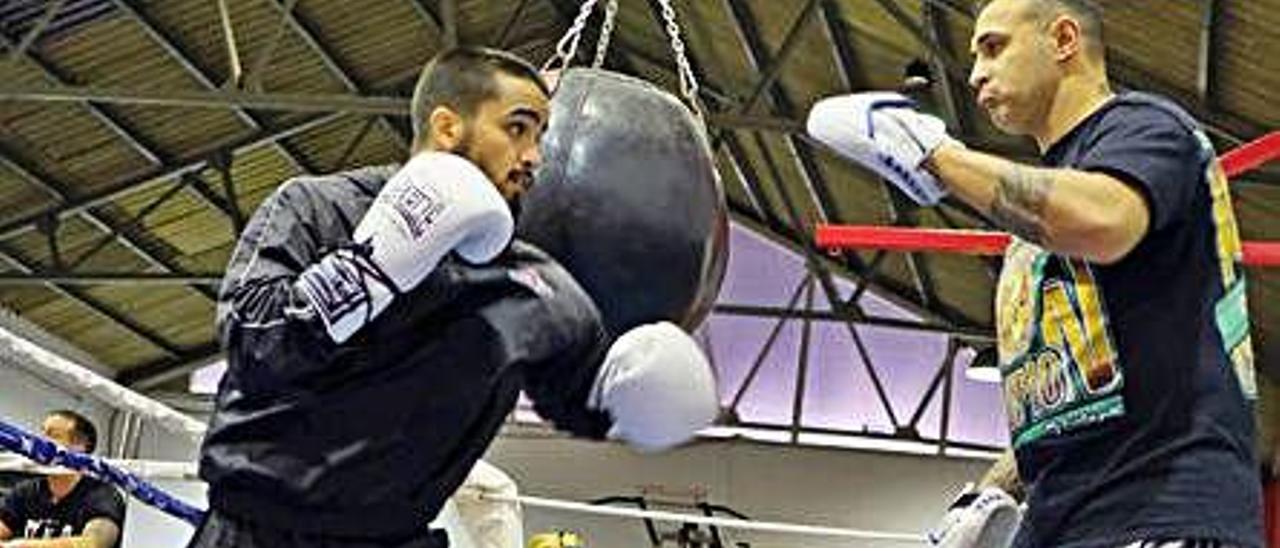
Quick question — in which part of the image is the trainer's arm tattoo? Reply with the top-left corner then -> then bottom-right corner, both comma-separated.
989,165 -> 1054,244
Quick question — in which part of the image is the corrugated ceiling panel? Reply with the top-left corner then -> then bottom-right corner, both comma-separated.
19,295 -> 169,368
1216,0 -> 1280,130
299,0 -> 437,86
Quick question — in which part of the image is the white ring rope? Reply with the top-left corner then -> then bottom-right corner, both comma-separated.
0,453 -> 199,480
0,453 -> 927,543
0,325 -> 207,442
481,493 -> 927,543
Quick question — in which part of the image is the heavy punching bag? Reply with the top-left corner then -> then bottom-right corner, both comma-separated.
518,68 -> 728,335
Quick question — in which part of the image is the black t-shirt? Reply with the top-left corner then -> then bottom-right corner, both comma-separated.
998,92 -> 1262,547
0,476 -> 125,547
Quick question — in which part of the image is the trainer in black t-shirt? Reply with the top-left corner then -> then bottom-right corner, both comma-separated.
0,475 -> 126,547
1000,92 -> 1261,548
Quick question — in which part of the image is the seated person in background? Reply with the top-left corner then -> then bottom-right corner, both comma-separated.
0,410 -> 126,548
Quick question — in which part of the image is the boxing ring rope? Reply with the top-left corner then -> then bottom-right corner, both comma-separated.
0,453 -> 198,480
815,225 -> 1280,266
0,331 -> 929,543
480,492 -> 927,543
0,445 -> 930,543
816,131 -> 1280,261
1221,131 -> 1280,178
0,420 -> 206,525
0,324 -> 207,443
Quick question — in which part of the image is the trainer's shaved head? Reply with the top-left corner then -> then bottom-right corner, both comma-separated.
969,0 -> 1111,144
977,0 -> 1105,60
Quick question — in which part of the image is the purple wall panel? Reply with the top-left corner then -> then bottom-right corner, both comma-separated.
710,224 -> 1009,448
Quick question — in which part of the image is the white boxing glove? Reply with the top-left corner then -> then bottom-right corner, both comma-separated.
295,151 -> 513,343
806,92 -> 960,206
588,322 -> 718,452
928,486 -> 1022,548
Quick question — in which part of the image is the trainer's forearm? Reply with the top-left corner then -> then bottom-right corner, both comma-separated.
927,144 -> 1149,264
2,536 -> 97,548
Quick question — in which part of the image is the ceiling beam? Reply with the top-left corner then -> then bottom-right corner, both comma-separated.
623,0 -> 992,330
1196,0 -> 1221,110
0,112 -> 345,244
819,0 -> 866,90
257,0 -> 353,89
6,0 -> 67,62
884,186 -> 942,312
720,0 -> 845,226
737,0 -> 821,115
724,176 -> 990,332
406,0 -> 445,36
110,0 -> 318,173
0,272 -> 222,286
257,0 -> 409,150
870,0 -> 968,84
0,33 -> 217,301
0,33 -> 161,165
0,81 -> 936,137
185,172 -> 244,234
0,144 -> 217,302
0,248 -> 183,358
0,82 -> 408,114
441,0 -> 459,48
920,1 -> 971,133
119,341 -> 223,389
494,0 -> 535,47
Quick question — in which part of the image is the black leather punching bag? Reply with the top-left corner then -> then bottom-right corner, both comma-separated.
518,68 -> 729,335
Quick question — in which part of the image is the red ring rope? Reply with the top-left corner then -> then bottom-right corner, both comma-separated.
816,131 -> 1280,267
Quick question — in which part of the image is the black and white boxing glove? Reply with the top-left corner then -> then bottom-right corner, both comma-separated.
588,322 -> 719,452
928,485 -> 1022,548
296,152 -> 514,343
806,92 -> 961,206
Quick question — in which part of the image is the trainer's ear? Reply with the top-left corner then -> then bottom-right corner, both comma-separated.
1048,13 -> 1084,63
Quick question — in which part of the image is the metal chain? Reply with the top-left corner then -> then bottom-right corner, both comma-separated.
591,0 -> 619,68
655,0 -> 703,120
549,0 -> 704,123
546,0 -> 604,71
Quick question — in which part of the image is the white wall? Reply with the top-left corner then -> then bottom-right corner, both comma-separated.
124,423 -> 205,547
118,432 -> 989,548
121,432 -> 989,548
485,434 -> 991,548
0,362 -> 110,441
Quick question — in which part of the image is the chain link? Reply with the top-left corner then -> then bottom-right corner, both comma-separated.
591,0 -> 619,68
546,0 -> 603,71
655,0 -> 703,121
548,0 -> 704,123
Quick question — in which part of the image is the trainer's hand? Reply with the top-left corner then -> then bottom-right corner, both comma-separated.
928,486 -> 1021,548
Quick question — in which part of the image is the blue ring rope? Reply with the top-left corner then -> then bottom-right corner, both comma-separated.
0,418 -> 206,526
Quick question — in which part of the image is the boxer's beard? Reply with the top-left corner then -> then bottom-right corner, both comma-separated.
507,193 -> 522,221
449,131 -> 474,163
448,132 -> 523,220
